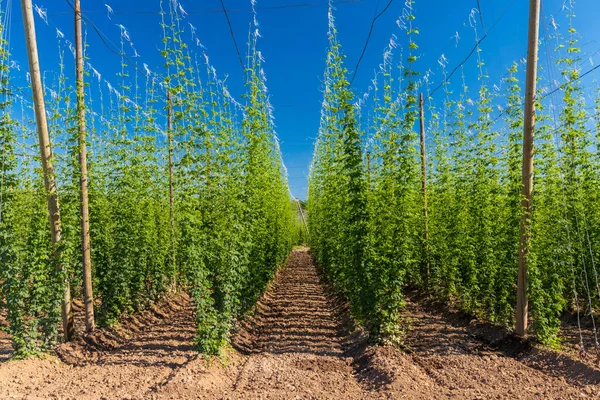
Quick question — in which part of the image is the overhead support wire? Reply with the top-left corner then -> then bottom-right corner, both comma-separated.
219,0 -> 245,75
350,0 -> 394,85
429,0 -> 517,98
48,0 -> 362,16
63,0 -> 158,87
540,64 -> 600,100
475,0 -> 486,34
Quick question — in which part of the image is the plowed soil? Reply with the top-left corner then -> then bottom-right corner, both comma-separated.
0,248 -> 599,399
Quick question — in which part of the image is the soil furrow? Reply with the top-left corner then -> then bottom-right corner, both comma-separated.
221,248 -> 368,398
0,248 -> 599,399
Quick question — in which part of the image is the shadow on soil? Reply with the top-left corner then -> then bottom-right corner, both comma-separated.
405,287 -> 600,388
55,294 -> 197,372
0,315 -> 11,363
0,336 -> 11,363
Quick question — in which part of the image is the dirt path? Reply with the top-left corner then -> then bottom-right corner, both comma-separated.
221,249 -> 367,398
0,248 -> 598,399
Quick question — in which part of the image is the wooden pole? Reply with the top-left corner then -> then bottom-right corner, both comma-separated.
75,0 -> 95,332
296,198 -> 309,238
167,92 -> 175,284
419,93 -> 430,283
516,0 -> 541,337
20,0 -> 74,340
366,151 -> 371,191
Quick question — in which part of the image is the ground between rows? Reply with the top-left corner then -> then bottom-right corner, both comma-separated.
0,248 -> 598,399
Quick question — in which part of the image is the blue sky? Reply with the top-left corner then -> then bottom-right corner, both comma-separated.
3,0 -> 600,199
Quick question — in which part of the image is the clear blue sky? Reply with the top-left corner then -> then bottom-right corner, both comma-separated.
4,0 -> 600,199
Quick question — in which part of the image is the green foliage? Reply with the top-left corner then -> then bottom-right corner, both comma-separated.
158,2 -> 293,354
309,7 -> 419,341
0,5 -> 62,357
310,1 -> 600,347
0,0 -> 293,357
3,0 -> 600,356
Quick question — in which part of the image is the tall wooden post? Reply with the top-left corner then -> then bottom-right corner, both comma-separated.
20,0 -> 74,340
366,151 -> 371,191
419,93 -> 430,283
296,198 -> 309,238
75,0 -> 95,332
167,92 -> 175,284
516,0 -> 541,337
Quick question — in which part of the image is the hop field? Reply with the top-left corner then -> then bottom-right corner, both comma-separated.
1,0 -> 600,398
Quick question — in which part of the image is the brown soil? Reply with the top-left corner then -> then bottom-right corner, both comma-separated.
400,297 -> 598,399
560,312 -> 600,371
0,248 -> 598,399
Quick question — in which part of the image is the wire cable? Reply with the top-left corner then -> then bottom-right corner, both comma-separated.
429,0 -> 516,98
350,0 -> 394,85
475,0 -> 486,34
540,64 -> 600,101
219,0 -> 245,74
64,0 -> 158,86
49,0 -> 362,16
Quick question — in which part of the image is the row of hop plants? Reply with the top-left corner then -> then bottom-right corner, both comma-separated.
309,0 -> 600,347
0,0 -> 295,358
